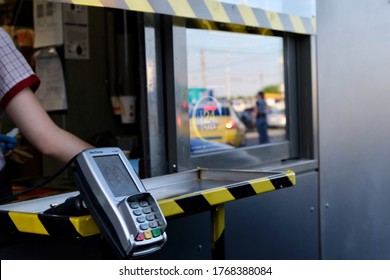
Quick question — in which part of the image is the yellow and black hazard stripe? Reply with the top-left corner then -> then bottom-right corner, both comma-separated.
158,169 -> 295,218
49,0 -> 316,35
0,211 -> 99,238
0,170 -> 295,237
211,204 -> 225,259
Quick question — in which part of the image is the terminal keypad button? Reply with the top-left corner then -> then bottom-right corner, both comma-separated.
135,232 -> 145,241
140,224 -> 149,230
146,214 -> 155,221
130,202 -> 139,209
139,201 -> 149,207
144,231 -> 152,239
149,221 -> 158,228
151,228 -> 162,237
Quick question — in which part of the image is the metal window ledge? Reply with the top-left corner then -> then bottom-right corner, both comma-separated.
0,168 -> 295,238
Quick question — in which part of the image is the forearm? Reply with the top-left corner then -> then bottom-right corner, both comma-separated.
37,126 -> 93,163
5,88 -> 93,163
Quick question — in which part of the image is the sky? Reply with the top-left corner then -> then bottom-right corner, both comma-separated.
187,29 -> 283,99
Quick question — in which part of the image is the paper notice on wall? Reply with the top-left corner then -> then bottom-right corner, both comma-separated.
33,0 -> 63,48
34,48 -> 68,111
63,4 -> 89,59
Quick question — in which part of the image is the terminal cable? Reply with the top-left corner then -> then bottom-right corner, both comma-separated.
0,155 -> 77,205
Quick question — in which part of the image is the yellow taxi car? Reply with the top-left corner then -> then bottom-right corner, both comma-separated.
189,100 -> 246,147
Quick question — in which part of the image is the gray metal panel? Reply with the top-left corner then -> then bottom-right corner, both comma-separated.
143,14 -> 168,176
143,212 -> 212,260
172,19 -> 193,170
225,171 -> 319,259
317,0 -> 390,259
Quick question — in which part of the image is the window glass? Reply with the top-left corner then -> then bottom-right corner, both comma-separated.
186,29 -> 285,154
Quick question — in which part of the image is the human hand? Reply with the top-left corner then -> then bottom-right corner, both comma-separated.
0,134 -> 17,155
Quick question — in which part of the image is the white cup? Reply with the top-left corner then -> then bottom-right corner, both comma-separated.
119,96 -> 136,124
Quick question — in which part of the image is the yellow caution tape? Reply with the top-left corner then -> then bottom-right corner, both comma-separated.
48,0 -> 316,34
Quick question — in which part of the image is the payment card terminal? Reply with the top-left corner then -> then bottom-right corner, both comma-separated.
73,147 -> 167,258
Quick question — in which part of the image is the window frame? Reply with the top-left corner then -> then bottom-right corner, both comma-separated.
170,18 -> 306,171
142,15 -> 316,175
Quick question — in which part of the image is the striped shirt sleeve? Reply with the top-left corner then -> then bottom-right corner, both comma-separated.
0,28 -> 40,109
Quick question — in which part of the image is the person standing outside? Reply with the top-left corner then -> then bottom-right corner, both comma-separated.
253,91 -> 269,144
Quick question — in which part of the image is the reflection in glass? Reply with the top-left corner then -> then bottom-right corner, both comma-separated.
186,29 -> 286,154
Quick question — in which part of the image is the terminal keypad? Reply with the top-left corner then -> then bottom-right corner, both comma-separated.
129,199 -> 164,241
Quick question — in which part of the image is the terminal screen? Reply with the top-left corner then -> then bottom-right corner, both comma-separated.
94,155 -> 139,197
